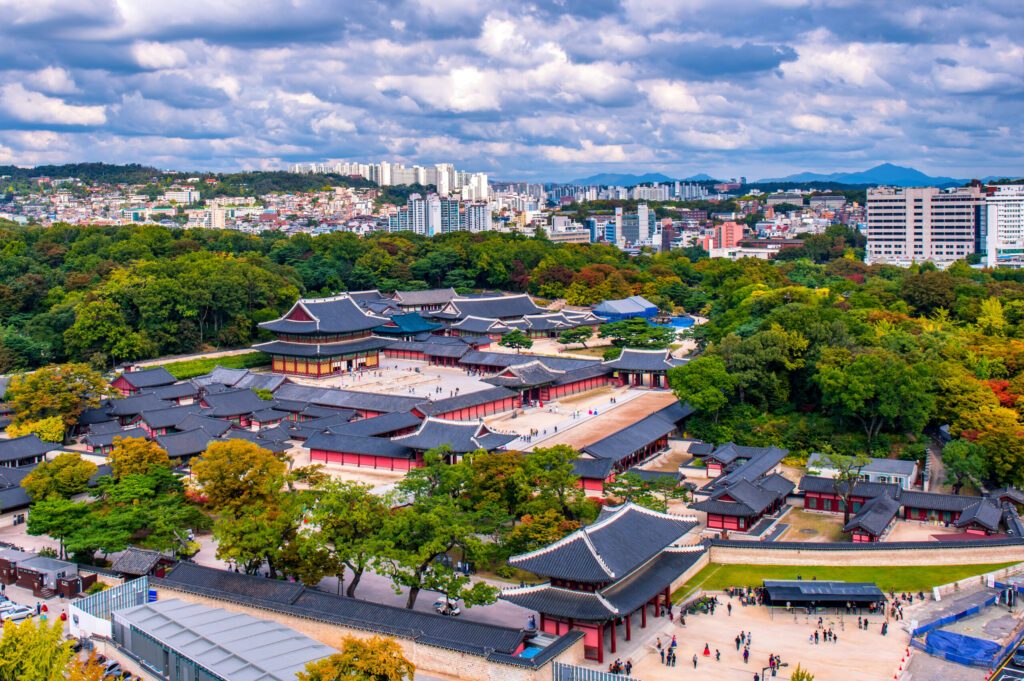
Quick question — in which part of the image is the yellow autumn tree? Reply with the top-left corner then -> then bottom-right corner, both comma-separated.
298,636 -> 415,681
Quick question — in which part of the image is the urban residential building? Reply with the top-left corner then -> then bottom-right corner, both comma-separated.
983,184 -> 1024,267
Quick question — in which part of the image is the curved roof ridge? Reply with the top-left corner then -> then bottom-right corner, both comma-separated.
579,530 -> 615,578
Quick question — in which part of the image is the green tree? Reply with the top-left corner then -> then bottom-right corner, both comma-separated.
21,452 -> 97,500
558,326 -> 593,348
603,471 -> 688,512
820,449 -> 872,524
598,317 -> 676,349
790,665 -> 815,681
941,439 -> 987,495
0,618 -> 76,681
498,329 -> 533,353
6,416 -> 65,442
26,497 -> 90,559
64,299 -> 154,366
522,445 -> 594,522
668,355 -> 735,422
816,348 -> 935,445
978,423 -> 1024,487
192,440 -> 287,515
297,636 -> 414,681
108,436 -> 172,479
308,480 -> 389,597
6,363 -> 106,431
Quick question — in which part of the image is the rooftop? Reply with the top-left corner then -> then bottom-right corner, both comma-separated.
115,599 -> 336,681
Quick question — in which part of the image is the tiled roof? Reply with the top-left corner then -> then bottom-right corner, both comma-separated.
897,490 -> 980,512
328,411 -> 422,437
843,494 -> 901,536
260,295 -> 386,335
572,457 -> 615,480
484,361 -> 562,388
157,562 -> 528,657
156,428 -> 216,458
107,394 -> 172,417
111,547 -> 164,575
84,427 -> 148,448
798,475 -> 900,499
304,432 -> 412,459
0,466 -> 33,511
149,382 -> 201,401
955,499 -> 1003,531
450,316 -> 512,334
441,294 -> 548,320
175,414 -> 232,437
806,452 -> 917,478
273,384 -> 422,414
602,348 -> 686,372
116,368 -> 176,389
392,288 -> 457,307
137,405 -> 202,429
0,434 -> 53,463
252,337 -> 391,358
413,386 -> 517,417
393,418 -> 515,453
373,312 -> 443,335
509,503 -> 697,582
201,389 -> 269,417
582,403 -> 691,463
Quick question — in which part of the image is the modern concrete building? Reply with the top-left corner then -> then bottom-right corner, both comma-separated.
983,184 -> 1024,267
866,186 -> 985,266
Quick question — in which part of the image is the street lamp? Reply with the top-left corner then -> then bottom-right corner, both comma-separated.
761,662 -> 788,678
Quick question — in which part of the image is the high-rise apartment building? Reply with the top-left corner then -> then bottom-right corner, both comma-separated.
983,185 -> 1024,267
440,197 -> 461,232
619,203 -> 657,245
466,203 -> 492,232
866,186 -> 985,266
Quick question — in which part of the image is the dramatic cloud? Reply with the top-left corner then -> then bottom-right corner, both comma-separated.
0,0 -> 1020,179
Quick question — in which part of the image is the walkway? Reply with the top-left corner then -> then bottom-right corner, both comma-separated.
497,390 -> 675,451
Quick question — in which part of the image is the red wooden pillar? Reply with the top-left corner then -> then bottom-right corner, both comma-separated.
610,618 -> 616,654
597,623 -> 604,663
539,613 -> 546,631
625,612 -> 631,641
641,601 -> 647,628
664,586 -> 671,612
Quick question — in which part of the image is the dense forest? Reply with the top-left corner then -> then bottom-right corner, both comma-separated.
2,220 -> 1023,487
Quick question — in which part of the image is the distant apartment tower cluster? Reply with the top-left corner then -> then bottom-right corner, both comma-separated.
387,193 -> 492,235
290,160 -> 488,200
866,185 -> 1024,267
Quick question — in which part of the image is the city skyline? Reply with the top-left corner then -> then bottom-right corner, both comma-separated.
0,1 -> 1020,180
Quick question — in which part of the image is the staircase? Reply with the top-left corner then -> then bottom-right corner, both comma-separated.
37,587 -> 55,599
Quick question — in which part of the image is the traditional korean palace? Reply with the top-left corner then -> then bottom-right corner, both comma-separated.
254,294 -> 390,377
501,503 -> 703,663
601,348 -> 687,388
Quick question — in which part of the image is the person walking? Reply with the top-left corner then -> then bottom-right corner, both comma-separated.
814,630 -> 819,644
736,634 -> 742,650
659,648 -> 665,664
715,649 -> 721,662
743,647 -> 750,664
728,602 -> 732,616
692,654 -> 698,669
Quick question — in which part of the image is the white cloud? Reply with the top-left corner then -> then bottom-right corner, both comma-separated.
639,80 -> 701,113
311,112 -> 356,134
0,84 -> 106,125
131,41 -> 189,69
26,67 -> 77,94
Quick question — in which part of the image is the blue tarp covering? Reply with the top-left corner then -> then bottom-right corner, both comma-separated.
925,630 -> 1001,667
592,296 -> 658,322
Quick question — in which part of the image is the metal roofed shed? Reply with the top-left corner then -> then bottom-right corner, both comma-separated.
761,580 -> 885,609
112,598 -> 336,681
592,295 -> 659,322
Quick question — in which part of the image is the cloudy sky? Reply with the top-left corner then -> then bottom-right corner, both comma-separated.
0,0 -> 1021,180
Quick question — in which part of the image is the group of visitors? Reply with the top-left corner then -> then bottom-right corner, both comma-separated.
606,658 -> 632,675
655,635 -> 679,666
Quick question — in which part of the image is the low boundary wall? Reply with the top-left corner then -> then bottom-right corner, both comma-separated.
706,538 -> 1024,567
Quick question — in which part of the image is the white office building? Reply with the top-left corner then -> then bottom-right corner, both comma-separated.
984,185 -> 1024,268
866,186 -> 985,266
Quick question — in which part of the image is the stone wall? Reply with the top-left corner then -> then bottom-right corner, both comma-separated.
708,542 -> 1024,567
153,583 -> 584,681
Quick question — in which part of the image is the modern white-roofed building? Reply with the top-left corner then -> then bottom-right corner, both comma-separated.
112,599 -> 336,681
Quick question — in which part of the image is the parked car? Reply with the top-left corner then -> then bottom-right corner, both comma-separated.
433,598 -> 461,616
1012,646 -> 1024,667
0,605 -> 34,622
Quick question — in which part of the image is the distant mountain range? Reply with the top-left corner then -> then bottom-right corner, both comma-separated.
756,163 -> 966,187
567,172 -> 716,186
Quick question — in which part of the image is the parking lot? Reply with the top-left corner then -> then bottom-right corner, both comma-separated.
993,645 -> 1024,681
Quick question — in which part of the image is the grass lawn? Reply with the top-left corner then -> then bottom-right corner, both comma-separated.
160,351 -> 270,379
779,509 -> 849,542
673,561 -> 1019,602
567,346 -> 613,358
